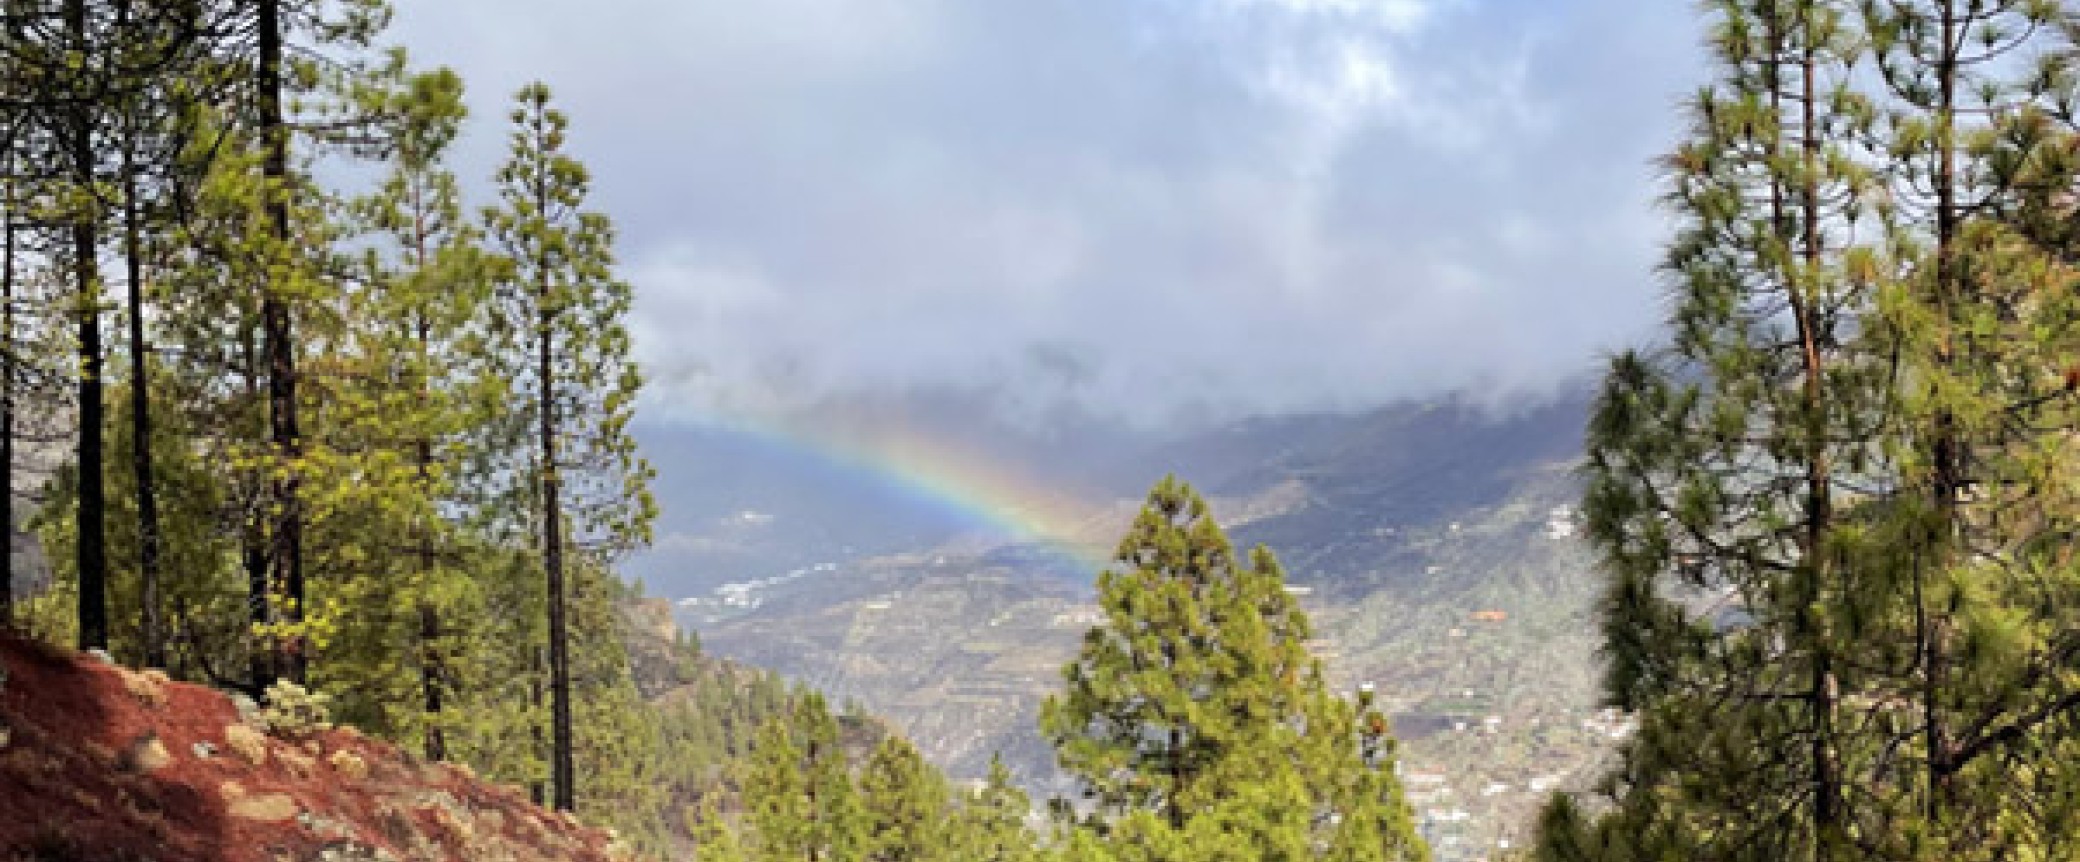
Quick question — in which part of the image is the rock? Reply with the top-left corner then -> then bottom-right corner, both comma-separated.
313,841 -> 399,862
229,692 -> 261,726
228,791 -> 300,823
224,723 -> 269,766
85,648 -> 112,665
423,801 -> 474,845
192,740 -> 218,759
120,667 -> 169,706
277,744 -> 317,778
328,748 -> 368,782
300,811 -> 359,841
118,732 -> 172,774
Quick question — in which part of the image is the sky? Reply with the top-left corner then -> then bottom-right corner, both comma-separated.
388,0 -> 1700,427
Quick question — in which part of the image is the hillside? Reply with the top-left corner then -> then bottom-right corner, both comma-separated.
679,390 -> 1610,860
0,633 -> 636,862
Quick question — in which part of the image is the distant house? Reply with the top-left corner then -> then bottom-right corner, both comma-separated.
1471,610 -> 1507,623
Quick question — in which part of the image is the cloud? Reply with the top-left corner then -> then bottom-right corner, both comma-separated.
389,0 -> 1698,425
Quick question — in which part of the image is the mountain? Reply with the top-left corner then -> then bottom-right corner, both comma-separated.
659,385 -> 1611,860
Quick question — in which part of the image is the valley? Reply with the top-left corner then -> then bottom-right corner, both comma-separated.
664,391 -> 1614,859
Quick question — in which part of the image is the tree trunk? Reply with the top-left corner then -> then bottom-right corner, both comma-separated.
417,417 -> 444,760
0,151 -> 14,629
411,197 -> 445,758
256,0 -> 305,684
1922,0 -> 1961,820
242,322 -> 274,690
69,0 -> 109,653
123,138 -> 165,668
540,272 -> 574,811
530,646 -> 547,807
1786,18 -> 1841,843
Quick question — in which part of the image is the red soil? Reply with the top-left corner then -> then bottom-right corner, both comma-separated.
0,633 -> 632,862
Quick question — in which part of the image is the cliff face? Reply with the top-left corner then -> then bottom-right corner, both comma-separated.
0,634 -> 637,862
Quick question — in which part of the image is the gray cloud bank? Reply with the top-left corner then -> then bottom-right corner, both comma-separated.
391,0 -> 1698,425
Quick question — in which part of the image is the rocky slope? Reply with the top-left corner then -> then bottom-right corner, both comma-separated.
0,633 -> 637,862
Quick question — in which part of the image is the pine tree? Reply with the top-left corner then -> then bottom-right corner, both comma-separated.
950,756 -> 1039,862
1043,476 -> 1424,861
61,0 -> 110,654
692,796 -> 750,862
743,691 -> 867,862
484,80 -> 656,812
1532,2 -> 1884,857
323,57 -> 501,760
1857,1 -> 2080,849
859,735 -> 949,862
1535,1 -> 2080,859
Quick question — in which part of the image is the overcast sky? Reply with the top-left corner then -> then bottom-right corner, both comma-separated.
389,0 -> 1699,426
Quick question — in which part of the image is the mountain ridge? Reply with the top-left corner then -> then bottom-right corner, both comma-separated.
677,385 -> 1609,858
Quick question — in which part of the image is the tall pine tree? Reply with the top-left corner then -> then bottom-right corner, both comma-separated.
484,80 -> 656,812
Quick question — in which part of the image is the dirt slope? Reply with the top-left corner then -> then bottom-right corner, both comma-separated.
0,633 -> 639,862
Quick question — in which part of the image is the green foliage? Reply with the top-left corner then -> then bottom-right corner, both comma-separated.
743,691 -> 867,862
257,679 -> 333,737
951,757 -> 1041,862
859,735 -> 949,862
0,0 -> 694,843
480,79 -> 656,813
1538,2 -> 2080,860
1043,476 -> 1426,861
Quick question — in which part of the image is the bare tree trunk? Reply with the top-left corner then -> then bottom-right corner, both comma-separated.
417,416 -> 444,760
530,646 -> 547,807
540,276 -> 574,811
123,136 -> 165,668
411,197 -> 445,758
243,324 -> 273,690
69,0 -> 109,653
256,0 -> 304,684
1,149 -> 15,629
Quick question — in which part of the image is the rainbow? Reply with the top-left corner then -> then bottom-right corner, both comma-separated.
696,412 -> 1120,571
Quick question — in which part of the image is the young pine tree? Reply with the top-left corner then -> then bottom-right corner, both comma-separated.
859,735 -> 950,862
743,692 -> 865,862
949,756 -> 1039,862
483,80 -> 657,812
323,57 -> 501,760
1042,476 -> 1424,861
